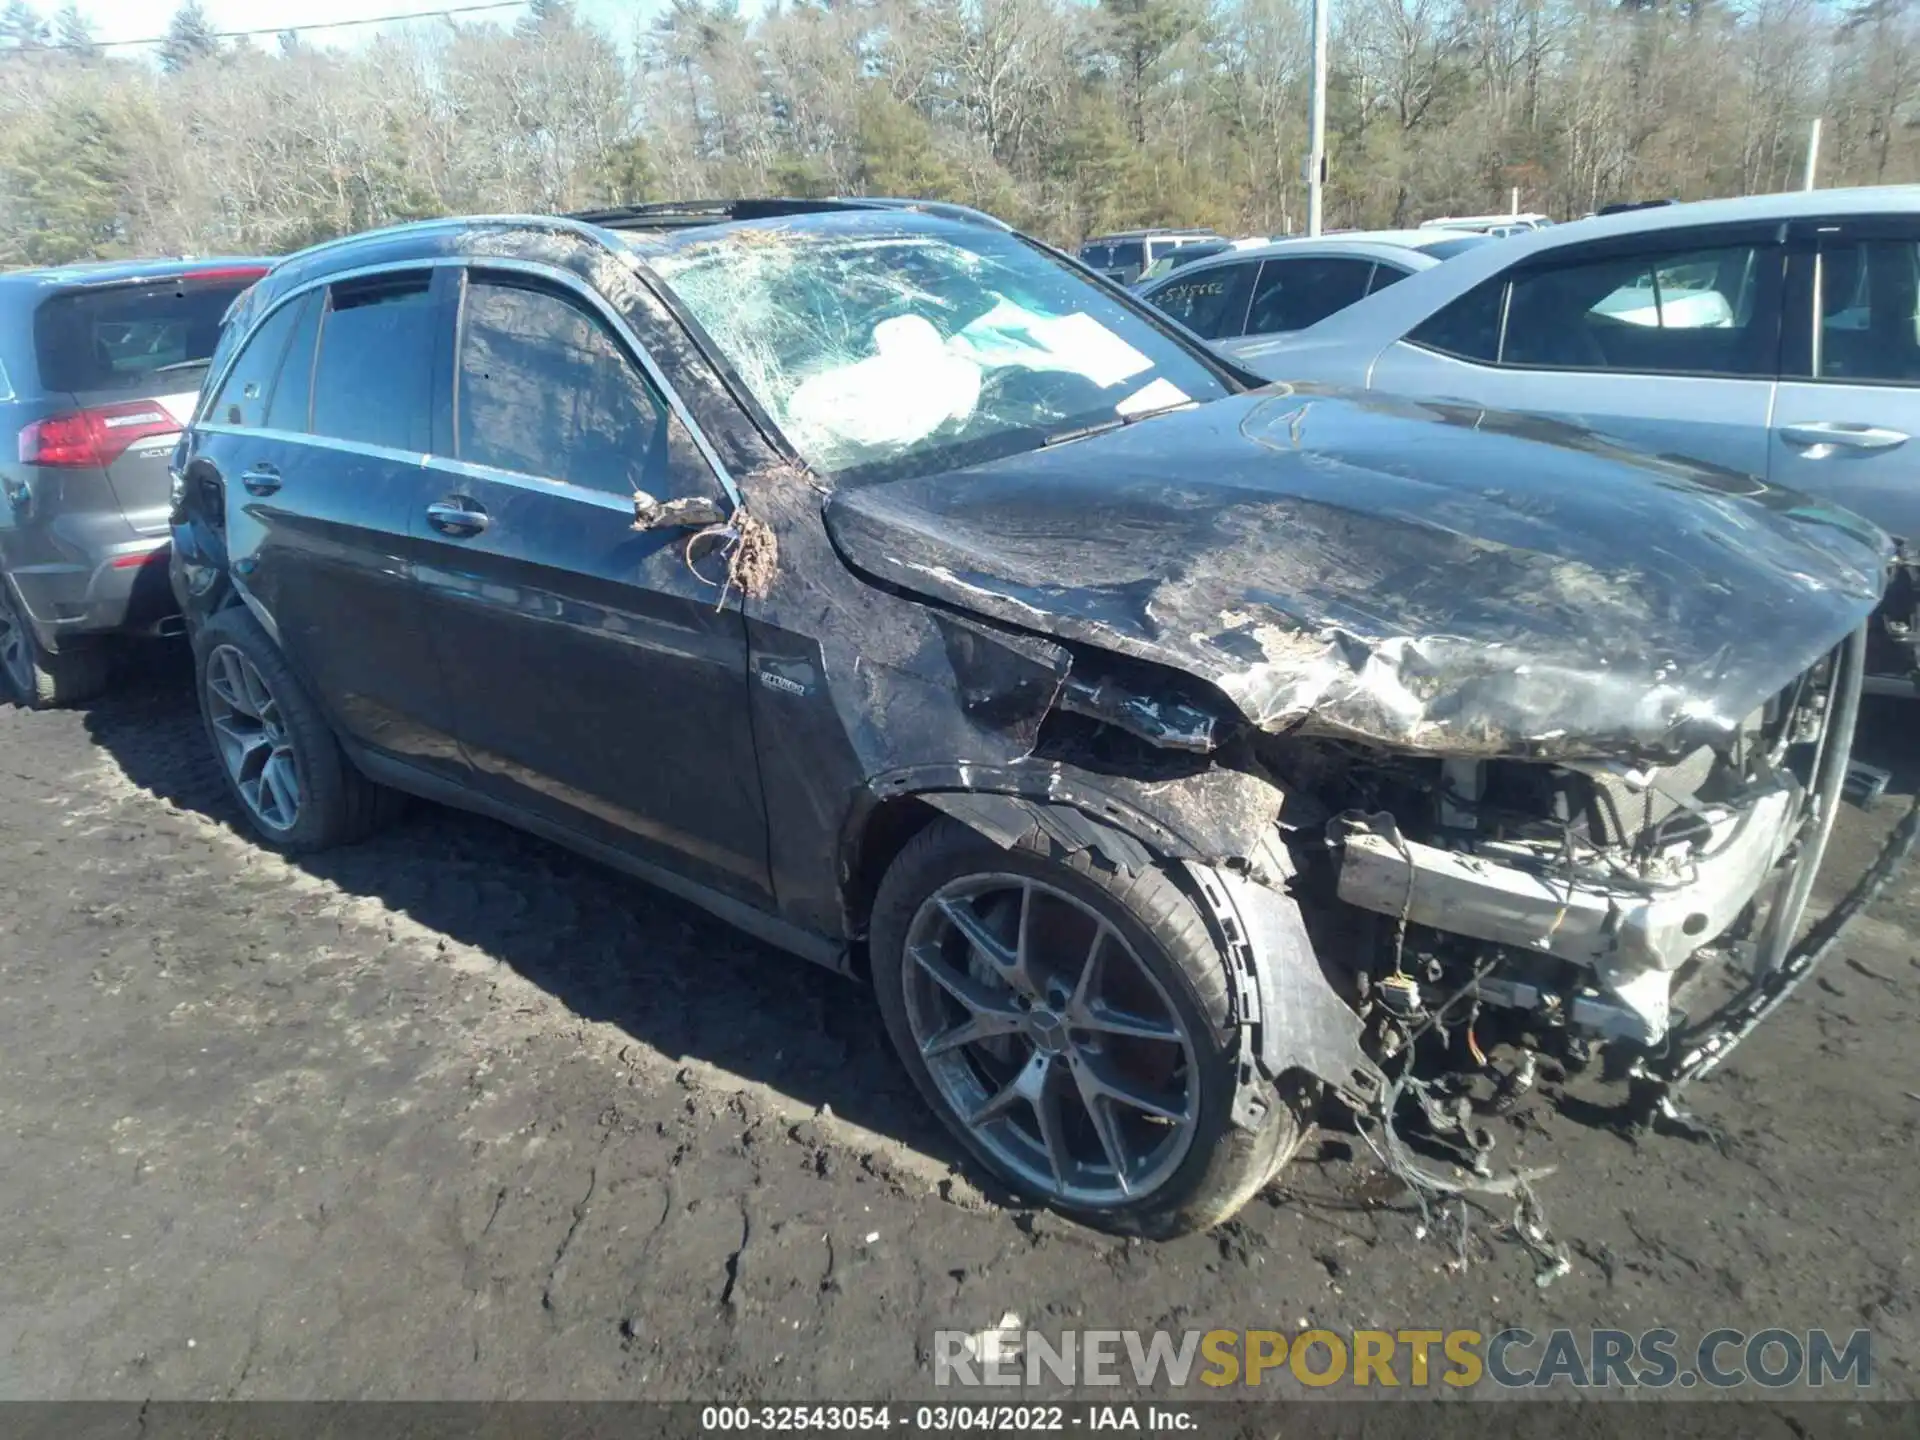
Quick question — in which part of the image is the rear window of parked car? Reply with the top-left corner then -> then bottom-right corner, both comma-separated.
309,273 -> 436,451
1416,234 -> 1494,261
34,275 -> 259,394
1079,241 -> 1144,273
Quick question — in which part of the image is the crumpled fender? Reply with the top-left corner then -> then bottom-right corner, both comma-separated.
1182,862 -> 1386,1125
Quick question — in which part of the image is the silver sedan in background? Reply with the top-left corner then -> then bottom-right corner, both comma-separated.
1134,229 -> 1496,345
1218,186 -> 1920,553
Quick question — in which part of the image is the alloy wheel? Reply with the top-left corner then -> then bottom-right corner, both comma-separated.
901,874 -> 1201,1207
204,643 -> 303,833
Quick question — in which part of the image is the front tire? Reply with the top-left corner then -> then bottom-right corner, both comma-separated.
192,605 -> 393,852
871,818 -> 1301,1238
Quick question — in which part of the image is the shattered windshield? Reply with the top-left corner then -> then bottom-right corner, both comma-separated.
647,219 -> 1234,482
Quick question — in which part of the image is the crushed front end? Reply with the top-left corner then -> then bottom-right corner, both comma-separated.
1277,627 -> 1879,1136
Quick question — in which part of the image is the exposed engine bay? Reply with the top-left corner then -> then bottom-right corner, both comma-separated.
1008,621 -> 1916,1192
1300,639 -> 1857,1057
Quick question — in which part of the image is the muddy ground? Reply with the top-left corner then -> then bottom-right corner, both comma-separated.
0,645 -> 1914,1403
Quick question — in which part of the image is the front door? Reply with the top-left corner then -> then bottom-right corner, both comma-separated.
409,267 -> 770,906
1770,215 -> 1920,543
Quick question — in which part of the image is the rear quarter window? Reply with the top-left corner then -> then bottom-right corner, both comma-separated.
1410,279 -> 1506,363
34,275 -> 260,395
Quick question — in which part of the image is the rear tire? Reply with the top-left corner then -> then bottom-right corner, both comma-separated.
870,818 -> 1301,1238
192,604 -> 395,852
0,578 -> 111,709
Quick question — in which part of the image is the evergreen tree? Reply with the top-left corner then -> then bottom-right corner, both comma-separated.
52,2 -> 94,56
855,88 -> 955,198
1,95 -> 126,261
1099,0 -> 1194,145
0,0 -> 49,49
517,0 -> 577,36
159,0 -> 219,72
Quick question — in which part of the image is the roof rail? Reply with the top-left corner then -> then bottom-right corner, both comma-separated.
565,196 -> 1011,233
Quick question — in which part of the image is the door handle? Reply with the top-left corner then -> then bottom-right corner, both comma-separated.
426,498 -> 489,537
239,463 -> 282,496
1779,421 -> 1909,456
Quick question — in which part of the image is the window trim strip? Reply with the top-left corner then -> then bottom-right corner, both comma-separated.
198,253 -> 741,510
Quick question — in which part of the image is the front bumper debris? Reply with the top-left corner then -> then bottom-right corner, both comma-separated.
1637,788 -> 1920,1118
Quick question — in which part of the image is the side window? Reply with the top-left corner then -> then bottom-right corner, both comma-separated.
1501,241 -> 1775,376
310,272 -> 436,451
456,277 -> 669,496
1811,237 -> 1920,383
1367,264 -> 1410,295
1246,257 -> 1375,335
205,300 -> 302,429
1144,263 -> 1256,340
1410,278 -> 1505,363
264,293 -> 322,433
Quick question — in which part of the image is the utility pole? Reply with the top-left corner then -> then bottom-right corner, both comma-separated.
1307,0 -> 1329,236
1803,117 -> 1822,191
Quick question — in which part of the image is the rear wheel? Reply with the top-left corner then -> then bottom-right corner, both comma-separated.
0,578 -> 111,709
871,819 -> 1301,1237
192,605 -> 395,852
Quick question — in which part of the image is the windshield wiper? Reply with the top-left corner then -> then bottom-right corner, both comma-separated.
1042,400 -> 1192,448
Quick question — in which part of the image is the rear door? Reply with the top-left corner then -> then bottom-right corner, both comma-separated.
1770,214 -> 1920,541
33,269 -> 264,534
410,267 -> 770,905
203,267 -> 463,775
1371,225 -> 1784,479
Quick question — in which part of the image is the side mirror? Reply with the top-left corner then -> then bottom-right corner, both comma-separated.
632,490 -> 728,531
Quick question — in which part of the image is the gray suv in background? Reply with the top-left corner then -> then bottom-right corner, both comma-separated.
0,258 -> 268,706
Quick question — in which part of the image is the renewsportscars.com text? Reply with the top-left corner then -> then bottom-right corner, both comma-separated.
932,1327 -> 1874,1391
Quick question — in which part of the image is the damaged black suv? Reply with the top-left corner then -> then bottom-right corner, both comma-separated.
171,199 -> 1895,1237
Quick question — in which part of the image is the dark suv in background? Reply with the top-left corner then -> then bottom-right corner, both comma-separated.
0,258 -> 268,706
1075,229 -> 1220,285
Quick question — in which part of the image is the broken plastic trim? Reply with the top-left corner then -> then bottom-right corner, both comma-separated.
1636,786 -> 1920,1118
1057,675 -> 1221,754
1183,862 -> 1387,1126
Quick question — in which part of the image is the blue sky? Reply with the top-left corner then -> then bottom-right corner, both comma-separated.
63,0 -> 686,52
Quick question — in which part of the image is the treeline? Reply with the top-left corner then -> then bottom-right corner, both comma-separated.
1,0 -> 1917,267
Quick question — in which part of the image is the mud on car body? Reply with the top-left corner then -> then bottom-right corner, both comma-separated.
169,199 -> 1903,1237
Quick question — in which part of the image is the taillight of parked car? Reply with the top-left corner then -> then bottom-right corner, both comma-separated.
18,402 -> 179,468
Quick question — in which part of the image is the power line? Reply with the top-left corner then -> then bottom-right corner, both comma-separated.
12,0 -> 531,54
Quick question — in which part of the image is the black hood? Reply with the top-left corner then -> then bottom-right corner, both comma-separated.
824,386 -> 1892,762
